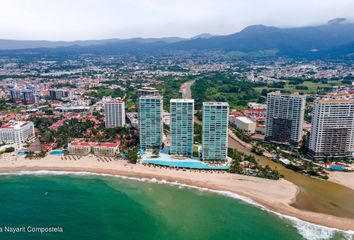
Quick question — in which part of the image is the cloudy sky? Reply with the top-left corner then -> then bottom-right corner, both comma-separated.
1,0 -> 354,41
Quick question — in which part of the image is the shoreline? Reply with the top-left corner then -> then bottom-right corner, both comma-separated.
329,171 -> 354,191
0,155 -> 354,231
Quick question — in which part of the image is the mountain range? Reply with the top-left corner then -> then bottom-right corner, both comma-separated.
1,18 -> 354,59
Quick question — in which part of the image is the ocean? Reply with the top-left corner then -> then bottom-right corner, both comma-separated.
0,171 -> 352,240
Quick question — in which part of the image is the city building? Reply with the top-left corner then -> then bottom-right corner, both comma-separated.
0,121 -> 35,145
170,99 -> 194,156
68,140 -> 120,156
309,99 -> 354,160
265,91 -> 306,146
139,96 -> 163,150
232,116 -> 256,134
202,102 -> 229,161
138,87 -> 159,98
93,143 -> 120,156
49,88 -> 70,100
9,87 -> 22,103
104,100 -> 126,128
22,89 -> 35,105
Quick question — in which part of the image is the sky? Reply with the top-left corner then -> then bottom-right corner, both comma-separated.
1,0 -> 354,41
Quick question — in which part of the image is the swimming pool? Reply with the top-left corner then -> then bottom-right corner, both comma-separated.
144,159 -> 229,170
50,150 -> 65,155
329,165 -> 346,171
17,151 -> 28,156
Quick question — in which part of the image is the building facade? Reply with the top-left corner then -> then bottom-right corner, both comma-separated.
0,121 -> 35,145
9,87 -> 22,103
202,102 -> 229,161
68,140 -> 119,156
170,99 -> 194,156
232,116 -> 256,134
104,100 -> 126,128
49,88 -> 70,100
309,99 -> 354,160
139,96 -> 163,150
138,87 -> 159,98
265,91 -> 306,146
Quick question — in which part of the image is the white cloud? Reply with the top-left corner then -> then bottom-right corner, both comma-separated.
0,0 -> 353,40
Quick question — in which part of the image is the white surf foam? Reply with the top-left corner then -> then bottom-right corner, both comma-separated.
1,170 -> 353,240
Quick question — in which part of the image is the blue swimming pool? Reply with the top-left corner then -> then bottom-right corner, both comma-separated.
50,150 -> 65,155
144,159 -> 229,170
330,165 -> 346,171
17,151 -> 28,156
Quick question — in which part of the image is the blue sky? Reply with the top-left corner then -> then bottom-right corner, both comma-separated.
1,0 -> 354,40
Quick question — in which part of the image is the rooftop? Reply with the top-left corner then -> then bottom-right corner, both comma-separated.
69,140 -> 119,148
316,99 -> 354,103
1,121 -> 32,130
139,95 -> 162,100
105,100 -> 124,104
170,99 -> 194,103
268,91 -> 306,98
203,102 -> 229,107
236,116 -> 254,124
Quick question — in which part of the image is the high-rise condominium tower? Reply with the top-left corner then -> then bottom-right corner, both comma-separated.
139,96 -> 163,150
202,102 -> 229,161
170,99 -> 194,156
104,100 -> 126,128
309,99 -> 354,160
265,91 -> 306,146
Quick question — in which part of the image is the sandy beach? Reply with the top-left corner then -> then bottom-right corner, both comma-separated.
329,171 -> 354,191
0,154 -> 353,231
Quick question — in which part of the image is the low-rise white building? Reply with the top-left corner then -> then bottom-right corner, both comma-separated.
234,116 -> 256,134
0,121 -> 35,145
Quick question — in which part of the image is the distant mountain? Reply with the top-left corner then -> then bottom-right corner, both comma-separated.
1,19 -> 354,59
0,37 -> 185,50
191,33 -> 214,39
168,19 -> 354,57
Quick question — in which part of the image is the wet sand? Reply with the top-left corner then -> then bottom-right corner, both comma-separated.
329,171 -> 354,191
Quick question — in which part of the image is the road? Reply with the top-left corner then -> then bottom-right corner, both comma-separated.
180,80 -> 195,99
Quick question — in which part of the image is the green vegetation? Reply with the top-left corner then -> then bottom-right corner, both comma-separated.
85,86 -> 137,111
127,146 -> 139,164
228,148 -> 282,180
31,117 -> 139,150
154,76 -> 191,111
194,122 -> 202,144
255,78 -> 346,95
191,72 -> 260,109
4,147 -> 15,153
230,126 -> 252,143
0,99 -> 24,114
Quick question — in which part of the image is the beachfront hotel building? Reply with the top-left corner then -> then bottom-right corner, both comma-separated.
68,140 -> 119,156
104,100 -> 126,128
265,91 -> 306,146
0,121 -> 35,145
202,102 -> 229,161
309,99 -> 354,160
170,99 -> 194,156
138,95 -> 163,150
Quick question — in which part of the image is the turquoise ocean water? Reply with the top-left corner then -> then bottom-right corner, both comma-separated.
0,171 -> 352,240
